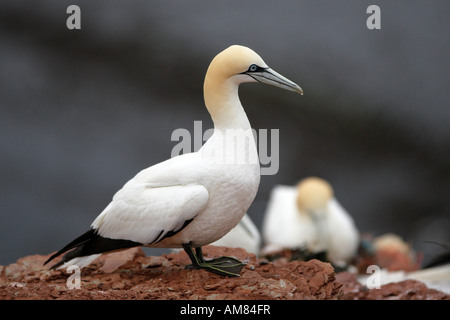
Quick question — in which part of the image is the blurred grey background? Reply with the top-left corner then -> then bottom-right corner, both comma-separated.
1,0 -> 449,266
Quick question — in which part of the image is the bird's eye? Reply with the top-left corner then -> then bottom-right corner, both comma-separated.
249,64 -> 258,72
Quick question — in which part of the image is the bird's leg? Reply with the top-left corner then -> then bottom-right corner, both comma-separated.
183,243 -> 202,269
195,247 -> 205,263
182,243 -> 245,277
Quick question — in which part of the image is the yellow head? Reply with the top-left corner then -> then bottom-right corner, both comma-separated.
205,45 -> 303,93
296,177 -> 334,218
203,45 -> 303,128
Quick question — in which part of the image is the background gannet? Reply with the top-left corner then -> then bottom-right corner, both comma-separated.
44,45 -> 302,277
356,237 -> 450,293
261,177 -> 359,267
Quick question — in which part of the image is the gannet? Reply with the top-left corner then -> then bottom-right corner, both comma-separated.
211,213 -> 261,255
261,177 -> 359,266
357,238 -> 450,293
44,45 -> 302,277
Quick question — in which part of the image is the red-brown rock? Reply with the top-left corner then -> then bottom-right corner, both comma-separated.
0,246 -> 342,300
1,246 -> 447,300
336,271 -> 449,300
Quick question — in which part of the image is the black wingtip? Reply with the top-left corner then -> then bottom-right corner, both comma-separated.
43,253 -> 59,267
48,260 -> 65,270
44,228 -> 142,269
43,229 -> 97,267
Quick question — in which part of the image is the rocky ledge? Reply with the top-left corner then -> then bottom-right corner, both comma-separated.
0,246 -> 448,300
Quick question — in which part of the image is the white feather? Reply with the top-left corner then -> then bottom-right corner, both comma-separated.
261,183 -> 359,265
262,185 -> 319,253
212,213 -> 261,254
92,182 -> 209,244
49,45 -> 302,270
56,254 -> 101,270
324,198 -> 359,265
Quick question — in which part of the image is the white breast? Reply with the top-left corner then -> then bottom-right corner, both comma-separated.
155,128 -> 261,248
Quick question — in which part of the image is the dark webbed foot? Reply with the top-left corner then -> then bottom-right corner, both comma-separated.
183,243 -> 245,277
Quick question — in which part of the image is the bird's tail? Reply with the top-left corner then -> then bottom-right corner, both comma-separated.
44,228 -> 141,269
52,254 -> 102,270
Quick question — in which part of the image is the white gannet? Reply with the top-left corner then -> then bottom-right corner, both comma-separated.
357,238 -> 450,293
44,45 -> 303,277
261,177 -> 359,266
211,213 -> 261,255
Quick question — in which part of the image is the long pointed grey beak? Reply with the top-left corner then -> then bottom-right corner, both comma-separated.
247,68 -> 303,95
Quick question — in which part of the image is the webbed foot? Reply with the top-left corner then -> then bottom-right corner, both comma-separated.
183,243 -> 245,277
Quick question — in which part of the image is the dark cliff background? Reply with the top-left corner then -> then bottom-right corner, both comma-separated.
1,1 -> 449,266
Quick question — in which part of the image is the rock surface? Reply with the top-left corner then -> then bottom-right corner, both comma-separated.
336,272 -> 449,300
0,246 -> 342,300
1,246 -> 447,300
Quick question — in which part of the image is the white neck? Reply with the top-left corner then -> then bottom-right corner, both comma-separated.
203,75 -> 252,130
201,75 -> 258,166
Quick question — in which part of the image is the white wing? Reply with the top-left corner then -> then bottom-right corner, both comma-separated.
325,198 -> 359,263
91,182 -> 209,244
91,153 -> 210,244
262,185 -> 298,244
262,185 -> 318,252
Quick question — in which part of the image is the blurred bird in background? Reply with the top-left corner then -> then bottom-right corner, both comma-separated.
261,177 -> 360,268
